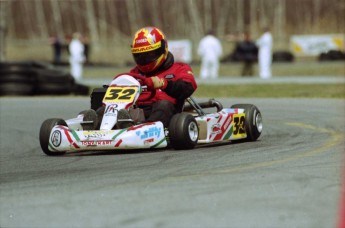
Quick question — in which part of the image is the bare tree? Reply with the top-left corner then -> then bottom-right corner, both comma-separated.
217,0 -> 231,38
96,0 -> 108,42
0,0 -> 9,61
35,0 -> 48,40
274,0 -> 286,48
50,0 -> 64,39
107,0 -> 118,39
203,0 -> 212,31
186,0 -> 203,40
126,0 -> 137,36
3,0 -> 344,62
85,0 -> 99,42
235,0 -> 244,33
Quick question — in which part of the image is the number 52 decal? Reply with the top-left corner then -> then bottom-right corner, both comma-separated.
233,113 -> 246,138
103,87 -> 138,103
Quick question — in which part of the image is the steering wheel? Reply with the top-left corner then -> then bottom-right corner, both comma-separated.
122,73 -> 156,102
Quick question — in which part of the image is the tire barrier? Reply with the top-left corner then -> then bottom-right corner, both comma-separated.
0,61 -> 89,96
272,51 -> 294,62
319,50 -> 345,61
221,50 -> 295,63
0,69 -> 36,96
34,68 -> 74,95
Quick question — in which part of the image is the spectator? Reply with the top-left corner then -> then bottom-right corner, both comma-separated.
64,35 -> 72,55
82,35 -> 90,64
69,32 -> 85,81
234,32 -> 258,76
49,34 -> 62,64
197,29 -> 223,79
256,27 -> 273,79
220,32 -> 243,63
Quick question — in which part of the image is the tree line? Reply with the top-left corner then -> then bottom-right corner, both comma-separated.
1,0 -> 344,63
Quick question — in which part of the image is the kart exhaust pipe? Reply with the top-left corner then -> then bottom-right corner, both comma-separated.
184,98 -> 223,115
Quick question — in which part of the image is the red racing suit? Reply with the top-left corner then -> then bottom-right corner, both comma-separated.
115,52 -> 197,107
131,65 -> 196,105
113,52 -> 197,126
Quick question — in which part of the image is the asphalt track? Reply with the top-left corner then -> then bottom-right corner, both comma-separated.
0,97 -> 344,228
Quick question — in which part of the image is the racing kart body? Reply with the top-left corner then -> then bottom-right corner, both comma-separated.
39,74 -> 263,156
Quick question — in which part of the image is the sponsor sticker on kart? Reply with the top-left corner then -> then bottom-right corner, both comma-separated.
232,113 -> 246,139
136,126 -> 161,139
211,123 -> 222,135
83,130 -> 113,138
51,130 -> 62,147
81,140 -> 112,146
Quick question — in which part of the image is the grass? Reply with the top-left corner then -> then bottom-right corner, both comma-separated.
81,61 -> 345,79
82,61 -> 344,98
194,84 -> 345,98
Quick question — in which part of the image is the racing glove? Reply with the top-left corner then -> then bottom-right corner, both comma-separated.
145,76 -> 167,90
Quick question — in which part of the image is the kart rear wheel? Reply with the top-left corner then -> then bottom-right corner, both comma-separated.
39,118 -> 67,156
231,104 -> 263,141
168,112 -> 198,150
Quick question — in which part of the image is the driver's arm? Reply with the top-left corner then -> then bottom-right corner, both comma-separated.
161,63 -> 197,100
164,79 -> 195,101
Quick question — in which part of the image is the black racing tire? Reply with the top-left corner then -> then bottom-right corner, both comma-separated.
0,70 -> 36,96
28,61 -> 55,69
231,104 -> 263,141
33,68 -> 74,95
34,82 -> 73,95
0,82 -> 34,96
0,73 -> 35,84
272,51 -> 294,62
0,70 -> 36,80
35,69 -> 73,83
0,61 -> 53,70
319,53 -> 328,61
168,112 -> 199,150
79,109 -> 98,130
0,62 -> 34,72
0,61 -> 54,77
318,50 -> 345,61
95,106 -> 105,130
39,118 -> 67,156
73,83 -> 90,95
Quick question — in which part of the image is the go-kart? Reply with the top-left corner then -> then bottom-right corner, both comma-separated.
39,74 -> 263,156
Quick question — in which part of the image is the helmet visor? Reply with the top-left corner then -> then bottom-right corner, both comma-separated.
133,48 -> 164,66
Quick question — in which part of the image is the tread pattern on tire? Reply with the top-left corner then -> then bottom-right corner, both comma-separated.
39,118 -> 67,156
168,112 -> 198,150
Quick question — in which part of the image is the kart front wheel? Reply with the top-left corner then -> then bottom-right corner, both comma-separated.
39,118 -> 67,156
168,113 -> 199,150
231,104 -> 263,141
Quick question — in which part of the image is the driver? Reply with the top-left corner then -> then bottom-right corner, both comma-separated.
115,26 -> 197,127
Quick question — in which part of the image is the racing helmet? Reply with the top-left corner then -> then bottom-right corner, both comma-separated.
131,26 -> 168,73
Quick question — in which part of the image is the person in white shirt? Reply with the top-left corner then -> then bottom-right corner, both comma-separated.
256,27 -> 273,79
69,32 -> 85,81
197,30 -> 223,79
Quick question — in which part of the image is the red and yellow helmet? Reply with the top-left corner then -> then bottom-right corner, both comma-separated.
131,26 -> 168,73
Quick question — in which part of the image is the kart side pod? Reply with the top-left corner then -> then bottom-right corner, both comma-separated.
40,120 -> 168,155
